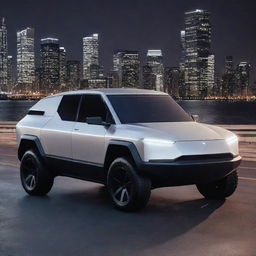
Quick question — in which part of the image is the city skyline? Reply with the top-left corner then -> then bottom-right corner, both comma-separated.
0,11 -> 254,80
0,0 -> 256,76
0,5 -> 255,98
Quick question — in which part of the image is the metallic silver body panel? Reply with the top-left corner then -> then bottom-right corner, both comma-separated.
40,114 -> 75,158
72,122 -> 107,164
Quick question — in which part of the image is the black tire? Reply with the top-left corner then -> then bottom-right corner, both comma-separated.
107,157 -> 151,211
196,170 -> 238,199
20,150 -> 54,196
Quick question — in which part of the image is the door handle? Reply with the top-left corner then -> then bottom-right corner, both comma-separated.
74,128 -> 79,131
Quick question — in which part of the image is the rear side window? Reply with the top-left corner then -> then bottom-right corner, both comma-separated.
78,94 -> 111,123
57,95 -> 81,121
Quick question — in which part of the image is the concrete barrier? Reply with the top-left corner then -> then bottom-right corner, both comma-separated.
0,121 -> 16,133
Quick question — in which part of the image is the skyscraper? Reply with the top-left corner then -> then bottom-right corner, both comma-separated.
40,38 -> 60,93
7,56 -> 15,92
66,60 -> 80,90
164,67 -> 182,98
146,50 -> 164,91
87,64 -> 106,89
89,64 -> 104,80
142,65 -> 155,90
207,54 -> 215,95
225,56 -> 234,74
17,27 -> 35,90
106,71 -> 119,88
184,9 -> 212,98
113,50 -> 124,87
0,18 -> 8,91
59,47 -> 66,89
113,50 -> 140,88
82,33 -> 99,79
35,67 -> 42,92
180,30 -> 186,70
237,62 -> 250,98
213,73 -> 222,97
122,51 -> 140,88
179,30 -> 186,97
222,56 -> 236,97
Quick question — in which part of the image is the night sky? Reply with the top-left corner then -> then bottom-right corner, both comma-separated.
1,0 -> 256,77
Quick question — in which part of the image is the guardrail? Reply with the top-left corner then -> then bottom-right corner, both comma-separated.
0,122 -> 16,133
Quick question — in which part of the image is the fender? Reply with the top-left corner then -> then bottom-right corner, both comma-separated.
106,140 -> 144,169
18,135 -> 46,160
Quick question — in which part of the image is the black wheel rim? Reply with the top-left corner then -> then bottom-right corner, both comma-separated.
213,178 -> 226,192
109,166 -> 133,207
21,156 -> 38,191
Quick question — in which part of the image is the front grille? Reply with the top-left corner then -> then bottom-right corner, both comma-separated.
175,153 -> 233,162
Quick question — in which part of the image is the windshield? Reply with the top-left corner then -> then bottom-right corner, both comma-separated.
108,94 -> 192,123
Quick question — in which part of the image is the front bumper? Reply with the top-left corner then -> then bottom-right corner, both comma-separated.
138,155 -> 242,188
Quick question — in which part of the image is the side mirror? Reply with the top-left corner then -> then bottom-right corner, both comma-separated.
191,114 -> 199,122
86,116 -> 111,126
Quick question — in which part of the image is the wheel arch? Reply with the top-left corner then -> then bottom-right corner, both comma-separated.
104,140 -> 143,172
18,135 -> 45,161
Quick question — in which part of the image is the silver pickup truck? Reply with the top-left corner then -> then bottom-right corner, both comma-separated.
16,89 -> 241,211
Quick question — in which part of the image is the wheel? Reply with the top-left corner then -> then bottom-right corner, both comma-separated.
20,150 -> 54,196
196,170 -> 238,199
107,157 -> 151,211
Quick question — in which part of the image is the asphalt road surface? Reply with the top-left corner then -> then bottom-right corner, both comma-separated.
0,140 -> 255,256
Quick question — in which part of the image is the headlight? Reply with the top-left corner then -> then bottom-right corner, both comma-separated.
142,138 -> 176,162
225,135 -> 238,144
143,138 -> 175,146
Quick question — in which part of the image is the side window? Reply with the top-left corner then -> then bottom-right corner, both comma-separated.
57,95 -> 81,121
78,94 -> 113,123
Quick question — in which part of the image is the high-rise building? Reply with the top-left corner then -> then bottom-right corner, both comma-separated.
89,64 -> 104,79
40,38 -> 60,93
86,63 -> 105,89
87,78 -> 107,89
222,56 -> 236,97
225,56 -> 234,74
184,9 -> 212,98
35,67 -> 42,92
237,62 -> 250,98
113,50 -> 124,87
122,51 -> 140,88
113,50 -> 140,88
106,71 -> 119,88
59,47 -> 66,89
82,33 -> 99,79
207,54 -> 215,95
180,30 -> 186,70
142,65 -> 155,90
17,27 -> 35,90
7,56 -> 15,92
146,50 -> 164,91
164,67 -> 182,98
66,60 -> 80,90
0,18 -> 8,92
213,73 -> 222,97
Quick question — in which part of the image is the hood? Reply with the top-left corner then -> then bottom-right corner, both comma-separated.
131,122 -> 225,141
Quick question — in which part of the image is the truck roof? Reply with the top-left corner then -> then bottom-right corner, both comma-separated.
48,88 -> 167,98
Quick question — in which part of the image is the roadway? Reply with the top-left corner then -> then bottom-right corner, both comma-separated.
0,132 -> 255,256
